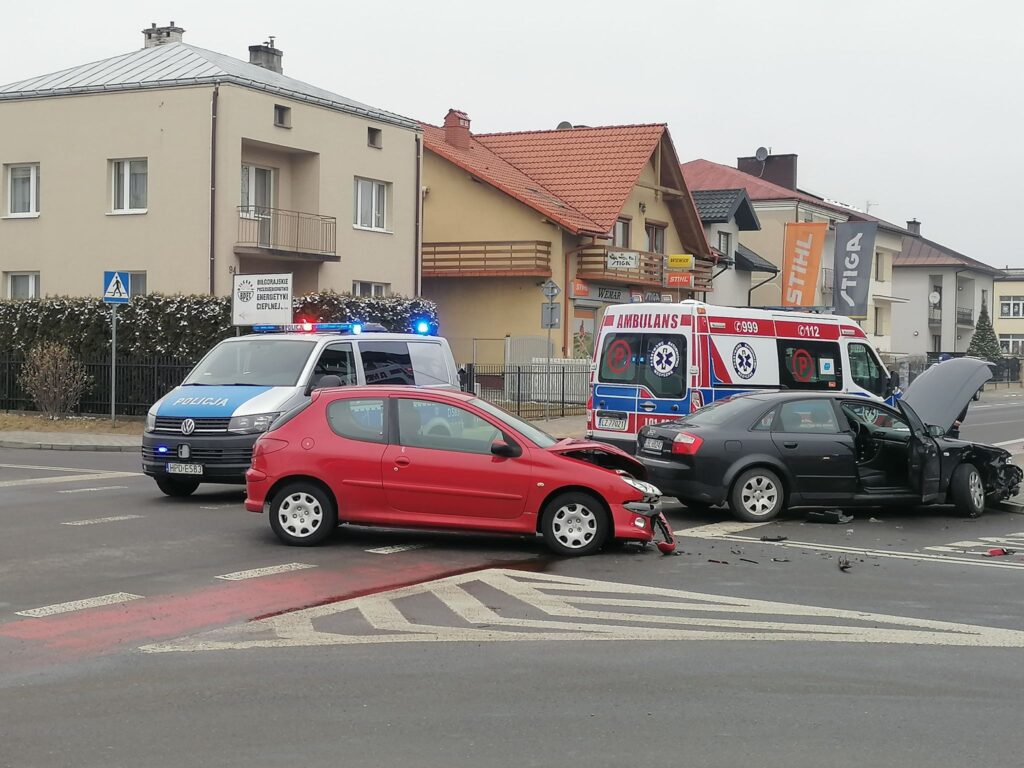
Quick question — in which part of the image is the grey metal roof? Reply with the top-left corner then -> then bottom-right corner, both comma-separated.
691,188 -> 760,230
0,42 -> 418,130
734,243 -> 777,273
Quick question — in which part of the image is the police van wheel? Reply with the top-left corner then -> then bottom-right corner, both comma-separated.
155,477 -> 200,497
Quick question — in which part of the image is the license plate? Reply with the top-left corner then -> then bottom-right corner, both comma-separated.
643,438 -> 664,452
166,463 -> 203,476
597,415 -> 628,431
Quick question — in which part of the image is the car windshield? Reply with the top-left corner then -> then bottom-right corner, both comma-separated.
678,394 -> 758,427
470,397 -> 558,448
183,339 -> 316,387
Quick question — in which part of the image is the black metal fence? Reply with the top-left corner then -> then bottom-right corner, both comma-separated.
897,353 -> 1021,387
1,355 -> 195,416
463,362 -> 590,420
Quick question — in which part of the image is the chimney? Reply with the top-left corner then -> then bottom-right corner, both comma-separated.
143,22 -> 185,48
443,109 -> 472,150
249,38 -> 284,74
906,218 -> 921,236
737,153 -> 799,191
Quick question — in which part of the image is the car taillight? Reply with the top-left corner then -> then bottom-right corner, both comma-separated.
671,432 -> 703,455
253,437 -> 289,458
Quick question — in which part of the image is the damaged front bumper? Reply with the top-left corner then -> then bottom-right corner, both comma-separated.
617,497 -> 677,555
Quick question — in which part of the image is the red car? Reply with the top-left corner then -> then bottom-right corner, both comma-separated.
245,387 -> 675,556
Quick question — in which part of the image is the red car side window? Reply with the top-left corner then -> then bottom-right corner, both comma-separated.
326,398 -> 387,443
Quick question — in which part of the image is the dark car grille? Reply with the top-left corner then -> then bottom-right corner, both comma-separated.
153,417 -> 231,434
143,446 -> 252,464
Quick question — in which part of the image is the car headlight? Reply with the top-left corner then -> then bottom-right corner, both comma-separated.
228,412 -> 280,434
145,411 -> 156,432
621,475 -> 661,497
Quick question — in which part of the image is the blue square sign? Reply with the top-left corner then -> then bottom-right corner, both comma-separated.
103,271 -> 130,304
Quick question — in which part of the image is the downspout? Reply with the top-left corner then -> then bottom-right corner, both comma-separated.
414,132 -> 423,296
748,271 -> 776,307
704,260 -> 730,302
208,81 -> 220,295
563,238 -> 573,357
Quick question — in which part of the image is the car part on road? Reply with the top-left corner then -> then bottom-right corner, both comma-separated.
155,477 -> 200,497
269,482 -> 338,546
805,509 -> 854,524
729,467 -> 784,522
838,555 -> 853,572
761,535 -> 788,542
950,463 -> 985,518
984,547 -> 1017,557
540,491 -> 608,556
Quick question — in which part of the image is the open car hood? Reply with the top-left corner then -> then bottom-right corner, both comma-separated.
547,439 -> 647,479
902,357 -> 993,432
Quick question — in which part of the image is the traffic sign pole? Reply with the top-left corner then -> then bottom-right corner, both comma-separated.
102,270 -> 130,425
110,305 -> 117,426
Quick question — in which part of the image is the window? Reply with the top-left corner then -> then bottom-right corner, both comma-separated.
355,178 -> 388,231
848,343 -> 885,396
112,159 -> 147,212
777,339 -> 843,391
367,127 -> 382,148
999,296 -> 1024,318
842,402 -> 908,432
408,342 -> 452,386
613,218 -> 631,248
5,271 -> 40,299
717,231 -> 731,257
873,306 -> 884,336
352,281 -> 390,297
311,343 -> 357,387
327,398 -> 386,443
128,271 -> 147,296
776,400 -> 840,434
6,163 -> 39,216
183,339 -> 316,387
597,332 -> 687,399
932,335 -> 941,353
273,104 -> 291,128
360,341 -> 414,385
396,398 -> 503,455
1000,335 -> 1024,355
645,223 -> 666,254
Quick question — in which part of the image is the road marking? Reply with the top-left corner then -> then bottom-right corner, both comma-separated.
62,514 -> 144,526
215,563 -> 317,581
141,568 -> 1024,652
676,520 -> 771,538
0,462 -> 117,474
366,544 -> 427,554
16,592 -> 143,618
994,438 -> 1024,447
0,471 -> 140,489
925,533 -> 1024,553
57,485 -> 129,494
200,505 -> 235,510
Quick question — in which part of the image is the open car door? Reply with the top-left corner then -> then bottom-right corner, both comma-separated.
897,398 -> 941,502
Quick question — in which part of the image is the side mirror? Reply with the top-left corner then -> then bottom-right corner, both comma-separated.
926,424 -> 945,437
490,440 -> 521,458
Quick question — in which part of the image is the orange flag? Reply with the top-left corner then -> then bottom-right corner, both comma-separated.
782,222 -> 828,307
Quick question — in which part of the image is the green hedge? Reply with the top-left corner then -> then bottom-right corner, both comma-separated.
0,292 -> 439,362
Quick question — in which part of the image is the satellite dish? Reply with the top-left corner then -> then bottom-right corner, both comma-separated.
754,146 -> 769,162
928,291 -> 941,306
556,121 -> 573,130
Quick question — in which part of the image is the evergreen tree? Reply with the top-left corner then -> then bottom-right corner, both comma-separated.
967,304 -> 1003,362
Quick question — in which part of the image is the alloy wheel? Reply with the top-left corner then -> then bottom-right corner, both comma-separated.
741,475 -> 778,517
969,470 -> 984,511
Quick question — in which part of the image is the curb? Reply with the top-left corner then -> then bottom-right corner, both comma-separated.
0,439 -> 139,453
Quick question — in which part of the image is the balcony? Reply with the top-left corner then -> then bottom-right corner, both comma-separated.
421,241 -> 551,278
575,245 -> 665,288
928,307 -> 942,324
235,206 -> 338,262
956,306 -> 974,327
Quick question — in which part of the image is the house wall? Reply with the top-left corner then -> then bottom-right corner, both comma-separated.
890,267 -> 995,355
993,278 -> 1024,353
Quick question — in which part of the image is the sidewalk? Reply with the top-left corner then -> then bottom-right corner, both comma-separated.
0,415 -> 590,452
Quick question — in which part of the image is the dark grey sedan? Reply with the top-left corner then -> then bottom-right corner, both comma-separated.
637,358 -> 1021,521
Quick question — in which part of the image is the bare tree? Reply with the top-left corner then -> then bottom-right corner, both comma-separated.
18,342 -> 91,419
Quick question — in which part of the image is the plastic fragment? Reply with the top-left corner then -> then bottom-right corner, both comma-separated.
984,547 -> 1017,557
837,555 -> 853,572
760,535 -> 788,542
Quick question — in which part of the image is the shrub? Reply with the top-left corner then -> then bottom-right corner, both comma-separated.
17,342 -> 92,418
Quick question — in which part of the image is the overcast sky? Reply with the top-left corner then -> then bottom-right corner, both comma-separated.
7,0 -> 1021,266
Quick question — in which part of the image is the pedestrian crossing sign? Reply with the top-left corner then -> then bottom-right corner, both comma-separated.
103,271 -> 130,304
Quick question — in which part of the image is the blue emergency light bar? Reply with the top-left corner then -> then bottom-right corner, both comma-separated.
252,322 -> 388,334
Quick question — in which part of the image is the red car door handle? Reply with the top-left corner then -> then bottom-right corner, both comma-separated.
394,457 -> 411,467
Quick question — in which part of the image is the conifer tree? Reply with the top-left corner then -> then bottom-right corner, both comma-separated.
967,304 -> 1003,362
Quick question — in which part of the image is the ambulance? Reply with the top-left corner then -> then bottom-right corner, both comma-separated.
586,301 -> 899,450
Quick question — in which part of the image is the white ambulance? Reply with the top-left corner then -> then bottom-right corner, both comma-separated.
586,301 -> 899,450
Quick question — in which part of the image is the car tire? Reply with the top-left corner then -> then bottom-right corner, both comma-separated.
729,468 -> 785,522
540,492 -> 608,557
950,463 -> 985,518
155,477 -> 200,497
268,482 -> 338,546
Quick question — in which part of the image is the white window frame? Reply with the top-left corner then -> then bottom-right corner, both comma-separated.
240,164 -> 275,218
5,271 -> 40,300
354,178 -> 389,232
6,163 -> 40,217
352,280 -> 390,297
999,295 -> 1024,318
111,158 -> 148,214
999,334 -> 1024,355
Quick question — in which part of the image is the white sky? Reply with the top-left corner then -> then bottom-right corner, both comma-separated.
7,0 -> 1022,265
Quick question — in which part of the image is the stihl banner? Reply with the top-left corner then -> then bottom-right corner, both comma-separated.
782,222 -> 827,307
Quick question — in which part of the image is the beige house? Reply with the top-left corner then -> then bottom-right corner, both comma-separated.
0,23 -> 421,301
420,111 -> 712,364
994,268 -> 1024,354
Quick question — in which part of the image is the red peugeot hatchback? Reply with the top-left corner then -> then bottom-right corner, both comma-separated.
245,387 -> 675,556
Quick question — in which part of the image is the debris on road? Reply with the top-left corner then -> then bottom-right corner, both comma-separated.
739,558 -> 759,564
984,547 -> 1018,557
708,559 -> 729,565
838,555 -> 854,573
760,535 -> 788,542
806,509 -> 854,524
771,557 -> 790,563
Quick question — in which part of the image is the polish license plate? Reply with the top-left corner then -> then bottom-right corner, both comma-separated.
643,438 -> 664,452
166,463 -> 203,476
597,414 -> 627,431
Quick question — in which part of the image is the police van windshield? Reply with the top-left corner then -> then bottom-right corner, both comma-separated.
183,339 -> 316,387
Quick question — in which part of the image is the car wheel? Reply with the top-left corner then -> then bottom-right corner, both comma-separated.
951,463 -> 985,518
729,468 -> 784,522
268,482 -> 338,546
155,476 -> 200,497
540,492 -> 608,557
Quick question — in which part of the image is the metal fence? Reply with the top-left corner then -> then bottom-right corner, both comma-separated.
894,354 -> 1021,389
1,355 -> 194,416
464,362 -> 590,419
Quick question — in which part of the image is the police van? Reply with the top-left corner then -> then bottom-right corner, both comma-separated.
142,322 -> 459,496
586,301 -> 899,450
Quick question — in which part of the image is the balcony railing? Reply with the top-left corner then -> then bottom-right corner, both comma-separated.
236,206 -> 337,258
421,241 -> 551,277
575,245 -> 665,287
956,306 -> 974,327
928,307 -> 942,324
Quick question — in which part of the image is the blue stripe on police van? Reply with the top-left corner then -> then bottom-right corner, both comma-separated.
155,386 -> 273,418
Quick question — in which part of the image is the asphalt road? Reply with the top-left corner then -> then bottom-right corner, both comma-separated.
3,392 -> 1024,768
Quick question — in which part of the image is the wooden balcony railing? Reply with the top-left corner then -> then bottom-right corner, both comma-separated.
236,206 -> 337,258
575,245 -> 664,287
421,241 -> 552,277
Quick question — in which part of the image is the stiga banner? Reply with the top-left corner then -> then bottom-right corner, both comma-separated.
832,222 -> 877,319
782,222 -> 828,306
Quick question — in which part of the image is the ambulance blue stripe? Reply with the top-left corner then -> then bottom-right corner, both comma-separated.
156,386 -> 272,418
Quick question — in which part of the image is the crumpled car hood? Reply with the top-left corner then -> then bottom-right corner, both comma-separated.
547,438 -> 646,479
903,357 -> 993,432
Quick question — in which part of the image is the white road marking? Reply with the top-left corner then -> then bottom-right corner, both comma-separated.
994,438 -> 1024,447
17,592 -> 143,617
924,533 -> 1024,553
0,471 -> 140,489
365,544 -> 426,554
215,563 -> 317,581
141,568 -> 1024,652
0,463 -> 115,474
57,485 -> 129,494
200,505 -> 234,510
676,520 -> 772,538
62,514 -> 144,526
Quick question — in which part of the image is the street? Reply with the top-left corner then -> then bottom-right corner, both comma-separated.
3,391 -> 1024,767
